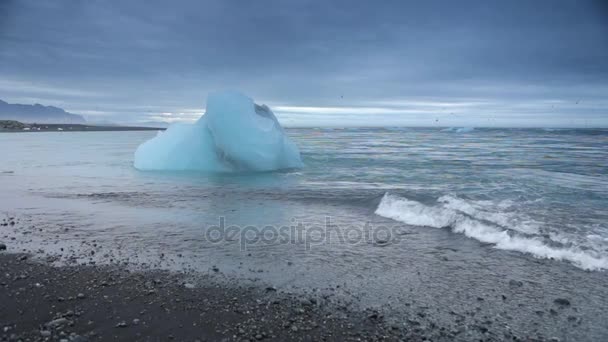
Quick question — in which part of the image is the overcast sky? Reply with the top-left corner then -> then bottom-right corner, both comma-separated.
1,0 -> 607,127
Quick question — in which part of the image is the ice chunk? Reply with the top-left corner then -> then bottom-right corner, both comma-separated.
134,91 -> 303,172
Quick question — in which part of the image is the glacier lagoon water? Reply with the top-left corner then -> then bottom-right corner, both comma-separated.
1,127 -> 608,340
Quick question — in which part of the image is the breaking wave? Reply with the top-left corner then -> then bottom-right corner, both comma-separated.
375,193 -> 608,271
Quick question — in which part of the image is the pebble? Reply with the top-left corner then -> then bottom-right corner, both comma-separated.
116,321 -> 128,328
0,243 -> 6,251
46,318 -> 69,328
184,283 -> 195,289
77,293 -> 86,299
509,279 -> 524,287
300,298 -> 315,306
40,330 -> 51,337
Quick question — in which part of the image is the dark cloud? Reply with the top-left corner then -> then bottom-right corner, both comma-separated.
0,0 -> 606,126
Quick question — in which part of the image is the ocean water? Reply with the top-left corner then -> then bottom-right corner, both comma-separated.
1,128 -> 608,340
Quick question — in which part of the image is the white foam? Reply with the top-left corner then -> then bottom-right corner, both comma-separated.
441,127 -> 475,133
587,234 -> 608,243
376,193 -> 456,228
375,193 -> 608,271
438,195 -> 540,234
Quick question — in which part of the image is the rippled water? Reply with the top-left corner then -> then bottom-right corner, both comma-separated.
1,128 -> 608,340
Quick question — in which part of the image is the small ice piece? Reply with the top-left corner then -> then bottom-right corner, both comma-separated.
134,91 -> 303,172
441,127 -> 475,133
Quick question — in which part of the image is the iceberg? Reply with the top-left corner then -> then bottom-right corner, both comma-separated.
134,91 -> 303,172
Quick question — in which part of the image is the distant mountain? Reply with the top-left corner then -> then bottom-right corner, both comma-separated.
0,99 -> 86,124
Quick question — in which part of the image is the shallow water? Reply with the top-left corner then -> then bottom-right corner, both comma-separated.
1,128 -> 608,340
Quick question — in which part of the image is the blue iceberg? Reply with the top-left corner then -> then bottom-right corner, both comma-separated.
134,91 -> 303,172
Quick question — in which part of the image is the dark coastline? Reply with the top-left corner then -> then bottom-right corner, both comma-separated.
0,249 -> 574,342
0,122 -> 163,132
0,252 -> 411,342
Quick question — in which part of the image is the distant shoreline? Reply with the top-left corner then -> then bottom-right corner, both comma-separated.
0,120 -> 165,132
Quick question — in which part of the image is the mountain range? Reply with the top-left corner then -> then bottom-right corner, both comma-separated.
0,99 -> 86,124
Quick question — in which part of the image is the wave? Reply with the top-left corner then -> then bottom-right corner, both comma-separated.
503,169 -> 608,193
375,193 -> 608,271
441,127 -> 475,133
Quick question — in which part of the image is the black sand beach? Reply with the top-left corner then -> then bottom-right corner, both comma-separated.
0,248 -> 576,342
0,210 -> 603,342
3,239 -> 576,342
0,252 -> 414,342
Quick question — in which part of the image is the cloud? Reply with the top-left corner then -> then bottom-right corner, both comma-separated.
0,0 -> 606,126
0,79 -> 106,98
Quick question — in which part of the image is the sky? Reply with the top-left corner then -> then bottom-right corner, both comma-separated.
1,0 -> 607,127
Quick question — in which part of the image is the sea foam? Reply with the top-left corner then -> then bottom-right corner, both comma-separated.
375,193 -> 608,270
441,127 -> 475,133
